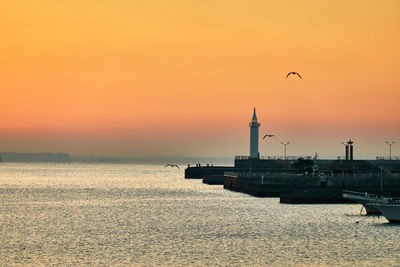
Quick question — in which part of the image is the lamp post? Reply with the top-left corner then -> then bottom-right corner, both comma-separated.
385,141 -> 395,160
341,142 -> 348,160
281,141 -> 290,159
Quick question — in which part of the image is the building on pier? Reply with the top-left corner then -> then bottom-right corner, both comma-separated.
249,107 -> 260,158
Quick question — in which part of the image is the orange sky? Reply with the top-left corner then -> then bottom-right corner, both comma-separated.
0,1 -> 399,158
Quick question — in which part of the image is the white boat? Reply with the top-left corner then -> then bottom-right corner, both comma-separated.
342,190 -> 388,215
374,200 -> 400,223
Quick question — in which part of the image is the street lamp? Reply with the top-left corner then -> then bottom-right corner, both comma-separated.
281,141 -> 290,159
341,142 -> 347,160
385,141 -> 395,160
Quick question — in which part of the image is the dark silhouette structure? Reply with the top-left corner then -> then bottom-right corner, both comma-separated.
291,158 -> 314,174
346,140 -> 354,160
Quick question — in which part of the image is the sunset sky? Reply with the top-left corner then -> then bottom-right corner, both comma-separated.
1,0 -> 399,158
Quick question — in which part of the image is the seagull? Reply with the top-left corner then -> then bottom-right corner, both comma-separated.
165,164 -> 180,170
286,72 -> 302,79
263,134 -> 275,139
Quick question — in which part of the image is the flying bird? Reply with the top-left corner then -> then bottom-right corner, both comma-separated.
263,134 -> 275,139
286,72 -> 302,79
165,164 -> 180,170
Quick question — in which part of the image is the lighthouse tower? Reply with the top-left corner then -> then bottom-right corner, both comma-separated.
249,107 -> 260,158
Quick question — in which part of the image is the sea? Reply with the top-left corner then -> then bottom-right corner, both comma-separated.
1,163 -> 399,266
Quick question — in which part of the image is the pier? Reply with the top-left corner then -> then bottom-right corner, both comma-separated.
185,108 -> 400,203
185,165 -> 238,179
185,159 -> 400,203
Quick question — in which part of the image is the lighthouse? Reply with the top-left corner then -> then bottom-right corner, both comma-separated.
249,107 -> 260,158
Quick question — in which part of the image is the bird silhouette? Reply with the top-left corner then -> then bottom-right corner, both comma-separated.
286,72 -> 302,79
165,164 -> 180,170
263,134 -> 275,139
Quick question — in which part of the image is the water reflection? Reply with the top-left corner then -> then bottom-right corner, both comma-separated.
1,163 -> 399,266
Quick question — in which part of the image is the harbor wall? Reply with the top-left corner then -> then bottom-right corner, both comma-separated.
280,187 -> 400,204
185,159 -> 400,179
202,174 -> 225,185
185,159 -> 400,203
184,166 -> 237,179
224,173 -> 400,203
224,176 -> 282,197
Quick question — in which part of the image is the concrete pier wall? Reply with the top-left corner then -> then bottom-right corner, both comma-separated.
224,173 -> 400,203
184,166 -> 237,179
203,174 -> 225,185
280,188 -> 400,204
185,159 -> 400,203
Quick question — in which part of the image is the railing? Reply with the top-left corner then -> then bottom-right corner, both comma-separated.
376,156 -> 400,160
235,156 -> 250,160
236,156 -> 400,160
235,156 -> 312,160
342,190 -> 378,198
240,172 -> 395,179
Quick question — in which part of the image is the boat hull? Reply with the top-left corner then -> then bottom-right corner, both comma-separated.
363,203 -> 381,215
342,191 -> 386,215
375,205 -> 400,223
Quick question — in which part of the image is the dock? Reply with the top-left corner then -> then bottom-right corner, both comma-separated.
185,158 -> 400,203
185,109 -> 400,204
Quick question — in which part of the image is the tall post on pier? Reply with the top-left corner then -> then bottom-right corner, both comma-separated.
385,141 -> 395,160
281,142 -> 290,160
341,142 -> 349,160
347,140 -> 354,161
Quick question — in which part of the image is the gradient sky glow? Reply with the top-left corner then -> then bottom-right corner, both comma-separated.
1,0 -> 399,158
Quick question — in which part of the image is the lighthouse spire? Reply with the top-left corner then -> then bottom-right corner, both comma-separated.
252,107 -> 258,122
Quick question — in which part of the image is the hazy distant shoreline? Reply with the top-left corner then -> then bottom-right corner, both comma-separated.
0,152 -> 392,164
0,152 -> 234,165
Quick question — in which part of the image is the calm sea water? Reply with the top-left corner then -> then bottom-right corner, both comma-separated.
1,163 -> 399,266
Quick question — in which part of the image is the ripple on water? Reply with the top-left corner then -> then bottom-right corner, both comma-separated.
1,163 -> 400,266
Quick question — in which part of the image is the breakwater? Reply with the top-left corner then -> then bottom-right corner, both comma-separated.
185,166 -> 240,179
185,159 -> 400,203
224,173 -> 400,203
